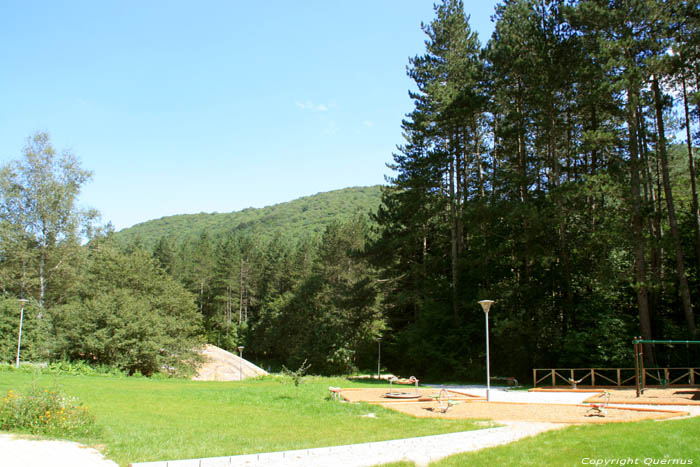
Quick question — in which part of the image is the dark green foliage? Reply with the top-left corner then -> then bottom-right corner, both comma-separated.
369,0 -> 700,381
0,298 -> 48,363
114,186 -> 383,248
49,239 -> 204,376
246,216 -> 381,374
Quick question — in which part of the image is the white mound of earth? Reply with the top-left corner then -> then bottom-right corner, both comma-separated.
192,344 -> 268,381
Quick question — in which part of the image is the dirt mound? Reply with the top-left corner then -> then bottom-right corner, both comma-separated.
192,344 -> 268,381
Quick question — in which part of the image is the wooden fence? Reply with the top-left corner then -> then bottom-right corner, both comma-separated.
533,367 -> 700,388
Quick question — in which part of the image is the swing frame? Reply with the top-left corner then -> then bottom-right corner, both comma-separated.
633,337 -> 700,397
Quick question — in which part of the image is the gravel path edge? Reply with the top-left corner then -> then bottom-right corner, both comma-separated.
129,422 -> 564,467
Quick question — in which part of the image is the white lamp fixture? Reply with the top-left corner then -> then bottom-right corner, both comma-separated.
237,346 -> 245,381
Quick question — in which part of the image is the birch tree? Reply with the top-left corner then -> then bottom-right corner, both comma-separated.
0,132 -> 96,306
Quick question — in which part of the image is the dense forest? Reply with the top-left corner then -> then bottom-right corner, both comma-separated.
114,185 -> 382,248
1,0 -> 699,381
371,0 -> 700,380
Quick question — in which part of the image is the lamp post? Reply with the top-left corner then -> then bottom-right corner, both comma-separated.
377,337 -> 382,379
15,299 -> 28,369
478,300 -> 494,402
237,346 -> 245,381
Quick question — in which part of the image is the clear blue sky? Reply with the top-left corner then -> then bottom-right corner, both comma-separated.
0,1 -> 499,230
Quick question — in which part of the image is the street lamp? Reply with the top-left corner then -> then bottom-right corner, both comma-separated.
237,346 -> 245,381
15,299 -> 28,369
377,337 -> 382,379
478,300 -> 495,402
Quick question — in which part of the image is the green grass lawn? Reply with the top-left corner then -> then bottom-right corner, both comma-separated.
0,371 -> 485,466
428,416 -> 700,466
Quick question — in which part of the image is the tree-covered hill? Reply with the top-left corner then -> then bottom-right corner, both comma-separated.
114,185 -> 383,246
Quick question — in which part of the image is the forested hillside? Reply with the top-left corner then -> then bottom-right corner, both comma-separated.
114,186 -> 382,247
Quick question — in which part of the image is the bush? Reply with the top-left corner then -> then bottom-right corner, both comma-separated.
49,242 -> 204,376
47,360 -> 127,377
281,359 -> 311,386
0,387 -> 99,437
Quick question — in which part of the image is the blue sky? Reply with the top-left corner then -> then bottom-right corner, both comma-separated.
0,1 -> 499,230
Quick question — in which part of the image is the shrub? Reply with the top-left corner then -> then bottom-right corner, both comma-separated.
49,242 -> 204,376
47,360 -> 127,377
281,359 -> 311,386
0,387 -> 98,437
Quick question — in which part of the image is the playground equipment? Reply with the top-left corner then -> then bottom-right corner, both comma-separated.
328,386 -> 342,401
633,337 -> 700,397
586,391 -> 611,417
430,388 -> 464,413
384,376 -> 421,399
567,376 -> 586,389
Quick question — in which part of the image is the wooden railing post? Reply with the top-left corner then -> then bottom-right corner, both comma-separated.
551,369 -> 555,387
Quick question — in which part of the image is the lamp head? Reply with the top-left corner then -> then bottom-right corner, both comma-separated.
478,300 -> 495,313
237,346 -> 245,353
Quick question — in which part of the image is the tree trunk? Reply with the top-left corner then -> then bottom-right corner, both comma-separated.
652,76 -> 696,337
516,88 -> 530,286
627,89 -> 654,365
638,105 -> 662,319
239,258 -> 244,325
553,115 -> 574,332
682,73 -> 700,269
457,129 -> 465,256
448,139 -> 459,324
199,280 -> 204,315
39,237 -> 46,308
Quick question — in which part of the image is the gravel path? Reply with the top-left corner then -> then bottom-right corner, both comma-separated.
0,434 -> 117,467
131,421 -> 563,467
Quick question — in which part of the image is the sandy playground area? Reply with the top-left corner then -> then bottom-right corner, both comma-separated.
337,387 -> 692,424
580,387 -> 700,405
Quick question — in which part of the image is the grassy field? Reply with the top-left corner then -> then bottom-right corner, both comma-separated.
421,416 -> 700,466
0,370 -> 485,466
